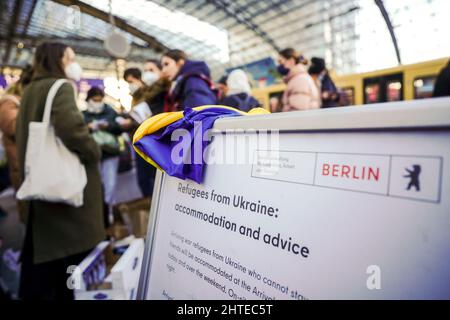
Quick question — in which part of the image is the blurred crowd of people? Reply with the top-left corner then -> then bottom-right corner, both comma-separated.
0,40 -> 449,301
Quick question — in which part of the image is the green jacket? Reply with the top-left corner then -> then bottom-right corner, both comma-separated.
16,74 -> 105,264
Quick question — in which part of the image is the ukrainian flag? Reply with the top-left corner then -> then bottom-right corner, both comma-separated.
133,105 -> 269,183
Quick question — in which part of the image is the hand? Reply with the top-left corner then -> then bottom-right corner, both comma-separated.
119,118 -> 133,130
98,121 -> 109,130
88,122 -> 97,130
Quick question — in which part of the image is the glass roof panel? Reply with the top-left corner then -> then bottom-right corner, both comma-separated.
80,0 -> 230,63
2,0 -> 449,78
385,0 -> 450,64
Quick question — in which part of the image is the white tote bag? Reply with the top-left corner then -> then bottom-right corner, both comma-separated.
17,79 -> 87,207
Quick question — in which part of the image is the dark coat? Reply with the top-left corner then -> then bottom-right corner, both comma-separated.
83,104 -> 122,160
433,61 -> 450,98
16,74 -> 105,264
320,73 -> 340,108
219,93 -> 260,112
167,60 -> 217,111
132,78 -> 170,115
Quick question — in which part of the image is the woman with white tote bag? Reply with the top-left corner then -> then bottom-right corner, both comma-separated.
16,42 -> 105,300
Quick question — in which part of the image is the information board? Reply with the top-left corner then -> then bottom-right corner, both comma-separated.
138,98 -> 450,300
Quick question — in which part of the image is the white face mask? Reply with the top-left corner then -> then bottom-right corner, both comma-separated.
142,71 -> 159,87
65,62 -> 83,81
87,100 -> 104,114
129,83 -> 141,95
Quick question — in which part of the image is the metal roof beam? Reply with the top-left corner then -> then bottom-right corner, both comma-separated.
50,0 -> 169,52
232,0 -> 315,34
21,0 -> 38,37
374,0 -> 401,64
0,34 -> 155,64
245,0 -> 289,20
273,6 -> 360,43
210,0 -> 266,25
184,0 -> 210,16
233,0 -> 355,43
208,0 -> 280,51
3,0 -> 24,64
194,5 -> 227,21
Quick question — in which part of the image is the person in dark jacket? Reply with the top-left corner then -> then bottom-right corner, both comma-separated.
82,87 -> 122,226
123,66 -> 170,197
433,59 -> 450,98
218,69 -> 260,112
309,57 -> 340,108
161,49 -> 217,111
217,75 -> 228,101
16,42 -> 105,300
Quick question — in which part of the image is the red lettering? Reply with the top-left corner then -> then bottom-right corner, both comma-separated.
341,165 -> 351,178
323,163 -> 380,182
352,166 -> 359,179
322,164 -> 330,176
368,167 -> 380,181
332,164 -> 339,177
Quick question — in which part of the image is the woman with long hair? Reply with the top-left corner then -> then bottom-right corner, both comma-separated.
161,49 -> 217,111
16,42 -> 105,300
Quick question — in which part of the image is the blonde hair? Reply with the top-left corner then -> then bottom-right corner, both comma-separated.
279,48 -> 308,65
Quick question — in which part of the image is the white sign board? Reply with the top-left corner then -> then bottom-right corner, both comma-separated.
138,98 -> 450,300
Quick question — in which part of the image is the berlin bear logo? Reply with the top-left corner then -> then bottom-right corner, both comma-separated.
404,165 -> 421,191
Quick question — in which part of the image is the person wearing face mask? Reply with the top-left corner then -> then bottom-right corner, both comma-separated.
143,59 -> 162,84
123,68 -> 144,97
123,63 -> 170,197
16,42 -> 105,300
161,49 -> 217,111
277,48 -> 320,111
142,59 -> 171,116
82,87 -> 123,227
124,65 -> 170,122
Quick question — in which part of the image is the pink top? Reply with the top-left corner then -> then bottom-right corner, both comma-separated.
282,64 -> 321,111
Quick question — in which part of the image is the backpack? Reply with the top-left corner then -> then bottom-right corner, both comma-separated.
229,94 -> 254,112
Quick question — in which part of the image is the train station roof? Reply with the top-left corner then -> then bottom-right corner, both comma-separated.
1,0 -> 449,78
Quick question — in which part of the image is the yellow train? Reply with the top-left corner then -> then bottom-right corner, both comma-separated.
252,57 -> 449,109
